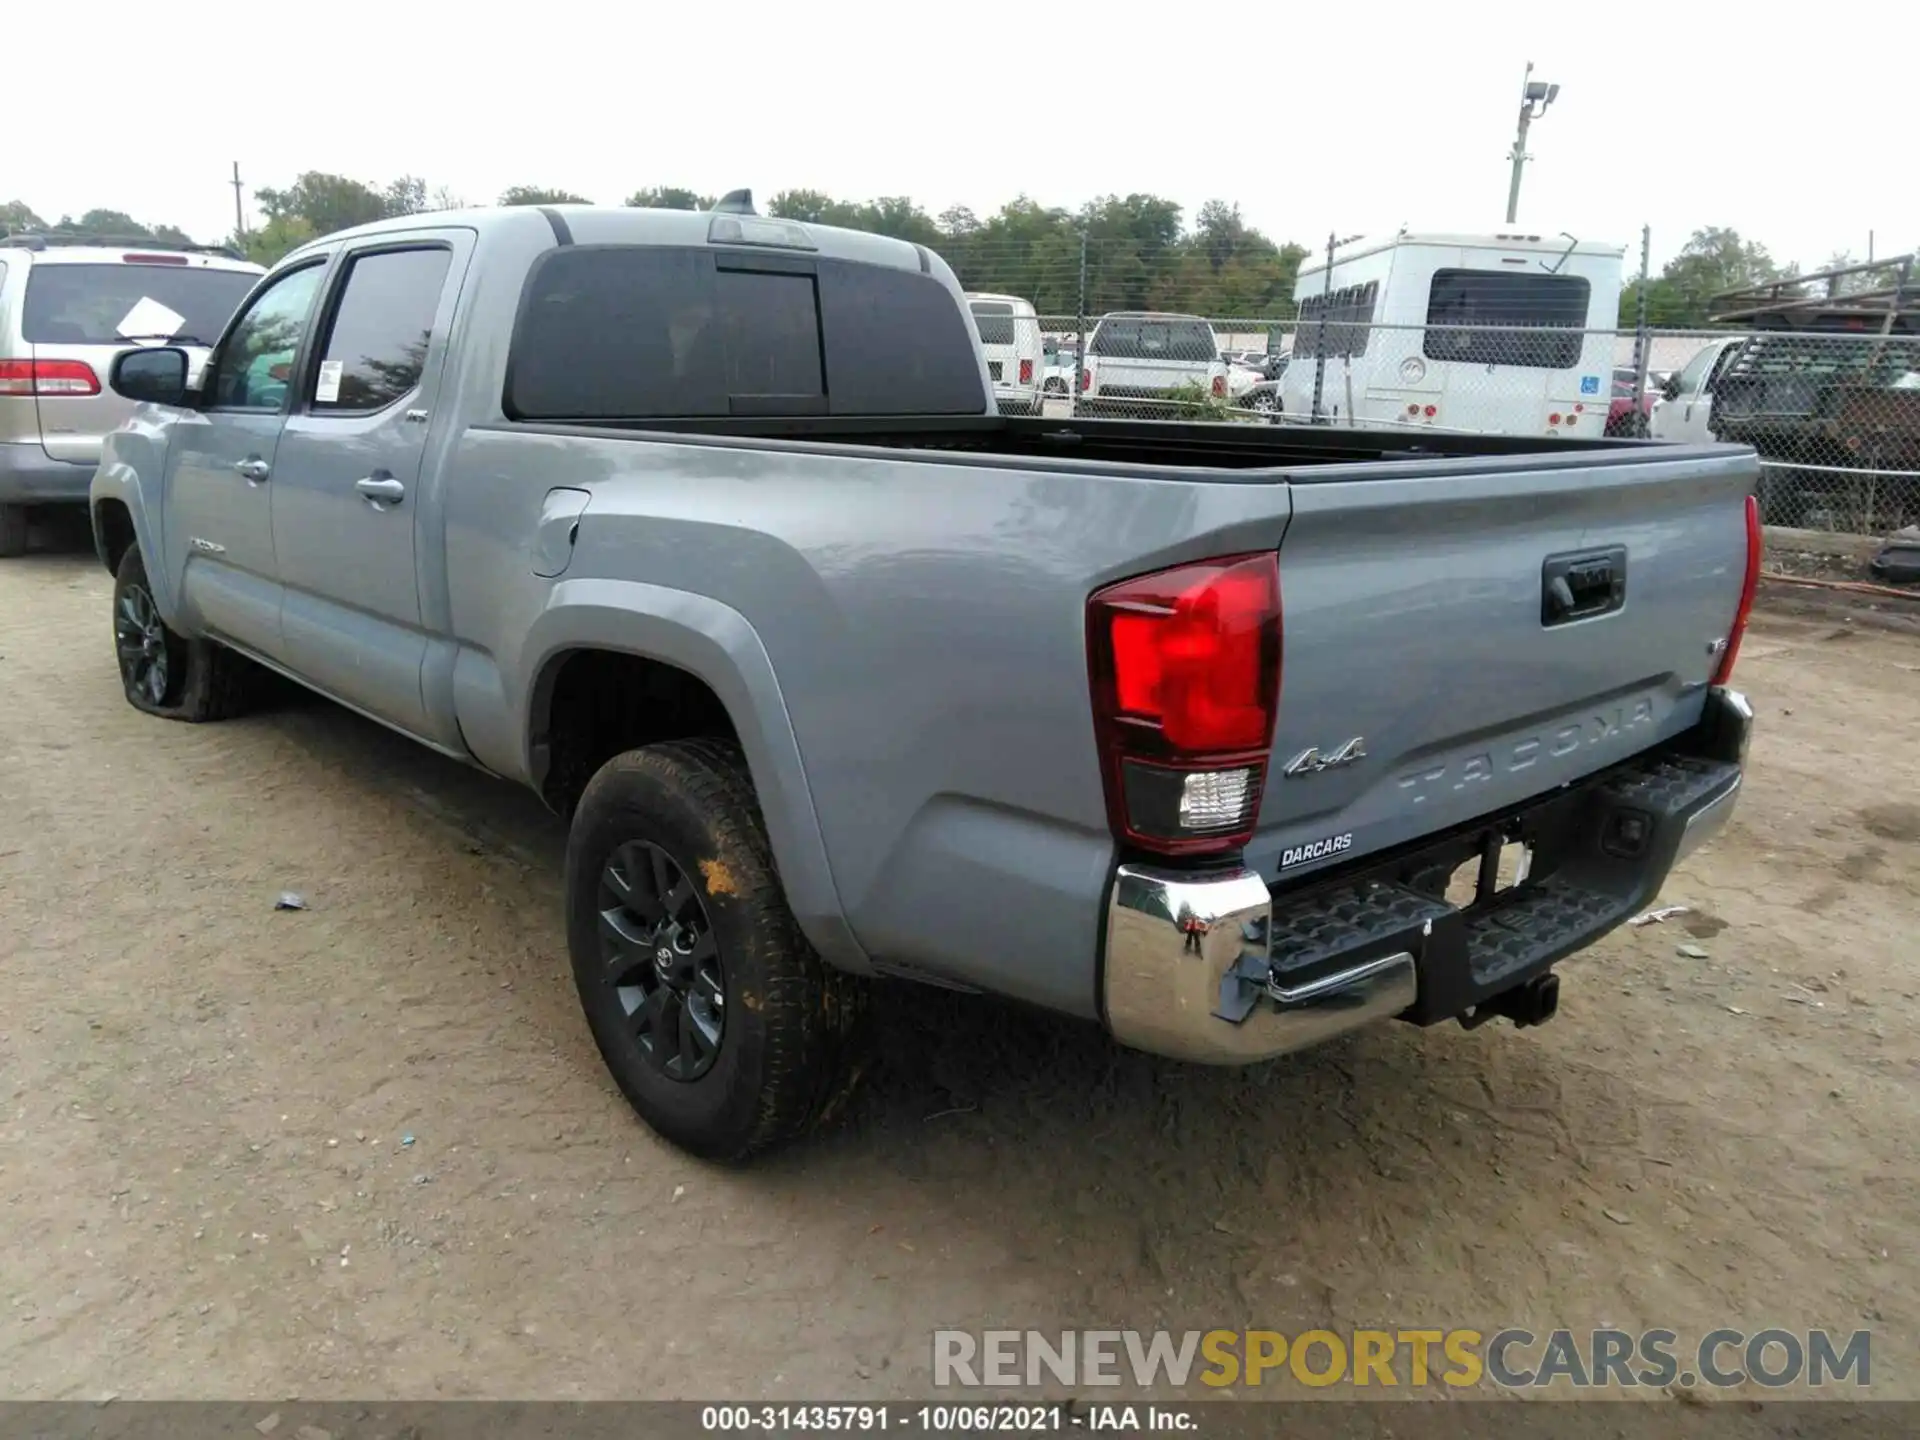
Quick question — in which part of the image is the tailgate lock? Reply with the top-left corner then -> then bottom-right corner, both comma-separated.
1541,546 -> 1626,626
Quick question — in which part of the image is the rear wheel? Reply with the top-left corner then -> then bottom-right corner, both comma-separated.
111,546 -> 257,721
565,739 -> 868,1161
0,504 -> 26,558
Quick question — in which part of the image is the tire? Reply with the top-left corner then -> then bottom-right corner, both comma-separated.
111,546 -> 257,721
565,738 -> 868,1162
0,504 -> 26,558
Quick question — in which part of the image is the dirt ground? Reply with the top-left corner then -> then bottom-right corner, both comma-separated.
2,523 -> 1916,1403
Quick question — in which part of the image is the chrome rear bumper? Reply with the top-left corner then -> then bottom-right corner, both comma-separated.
1103,865 -> 1416,1064
1100,688 -> 1750,1066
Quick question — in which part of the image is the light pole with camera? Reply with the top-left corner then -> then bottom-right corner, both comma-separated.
1505,62 -> 1560,224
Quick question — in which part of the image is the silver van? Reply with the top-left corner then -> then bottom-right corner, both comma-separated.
0,233 -> 262,554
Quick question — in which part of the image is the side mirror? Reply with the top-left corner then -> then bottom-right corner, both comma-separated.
111,347 -> 190,406
1661,374 -> 1682,402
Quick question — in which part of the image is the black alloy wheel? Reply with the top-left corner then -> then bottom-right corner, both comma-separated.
598,839 -> 726,1081
114,578 -> 173,707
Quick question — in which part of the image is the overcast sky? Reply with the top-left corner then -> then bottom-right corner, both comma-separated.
13,2 -> 1906,273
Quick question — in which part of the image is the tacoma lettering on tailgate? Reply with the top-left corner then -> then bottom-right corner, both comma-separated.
1394,698 -> 1656,807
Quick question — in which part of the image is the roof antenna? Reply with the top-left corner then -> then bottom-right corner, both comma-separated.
711,189 -> 756,216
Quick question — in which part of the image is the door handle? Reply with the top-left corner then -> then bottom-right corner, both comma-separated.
355,475 -> 407,507
233,458 -> 271,483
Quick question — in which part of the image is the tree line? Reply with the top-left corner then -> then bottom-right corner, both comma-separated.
3,178 -> 1899,329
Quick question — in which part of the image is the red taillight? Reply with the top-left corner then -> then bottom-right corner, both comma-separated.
1088,553 -> 1282,855
0,359 -> 101,397
1019,358 -> 1034,385
1713,494 -> 1762,686
1080,367 -> 1093,393
123,253 -> 188,265
1211,374 -> 1227,398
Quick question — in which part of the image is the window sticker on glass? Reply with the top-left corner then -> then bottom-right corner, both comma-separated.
117,296 -> 189,344
315,359 -> 344,404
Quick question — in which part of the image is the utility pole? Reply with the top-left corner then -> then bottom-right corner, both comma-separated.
1504,62 -> 1560,225
1629,225 -> 1652,437
231,162 -> 246,242
1072,230 -> 1088,419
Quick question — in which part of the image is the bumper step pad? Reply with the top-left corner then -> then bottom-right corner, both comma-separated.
1219,748 -> 1741,1029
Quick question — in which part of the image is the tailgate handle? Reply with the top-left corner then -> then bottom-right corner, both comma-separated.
1542,546 -> 1627,626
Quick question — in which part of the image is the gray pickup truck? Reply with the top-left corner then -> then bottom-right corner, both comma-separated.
89,198 -> 1759,1161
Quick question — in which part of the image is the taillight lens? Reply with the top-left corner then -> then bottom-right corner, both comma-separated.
1087,553 -> 1282,855
1211,374 -> 1227,398
1019,358 -> 1034,385
1712,494 -> 1762,686
1080,367 -> 1093,393
0,359 -> 101,397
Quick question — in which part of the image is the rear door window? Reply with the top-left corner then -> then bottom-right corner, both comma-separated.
970,301 -> 1016,346
22,263 -> 258,346
309,247 -> 453,413
1423,270 -> 1590,369
506,245 -> 984,420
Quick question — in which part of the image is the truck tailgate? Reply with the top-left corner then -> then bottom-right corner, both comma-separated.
1248,446 -> 1756,882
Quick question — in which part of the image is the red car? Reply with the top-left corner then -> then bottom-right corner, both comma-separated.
1604,367 -> 1660,437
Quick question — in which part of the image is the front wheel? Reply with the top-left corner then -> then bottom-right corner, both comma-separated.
565,739 -> 867,1161
112,547 -> 256,721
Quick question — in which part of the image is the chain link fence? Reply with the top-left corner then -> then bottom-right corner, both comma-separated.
950,235 -> 1917,536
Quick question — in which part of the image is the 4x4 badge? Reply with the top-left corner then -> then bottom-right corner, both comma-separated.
1283,737 -> 1367,777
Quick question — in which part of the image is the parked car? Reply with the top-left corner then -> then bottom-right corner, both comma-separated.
1603,366 -> 1659,437
966,292 -> 1044,416
1230,353 -> 1289,420
93,199 -> 1757,1162
0,233 -> 262,555
1042,342 -> 1078,396
1079,311 -> 1227,416
1225,359 -> 1265,399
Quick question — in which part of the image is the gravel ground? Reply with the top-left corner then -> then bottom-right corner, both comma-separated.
1,530 -> 1916,1403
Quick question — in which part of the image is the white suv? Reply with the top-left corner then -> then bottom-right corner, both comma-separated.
1079,311 -> 1227,418
0,233 -> 262,555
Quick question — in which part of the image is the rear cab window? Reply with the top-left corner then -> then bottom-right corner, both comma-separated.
1423,270 -> 1590,369
22,262 -> 257,346
506,245 -> 985,421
